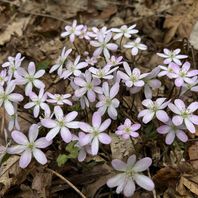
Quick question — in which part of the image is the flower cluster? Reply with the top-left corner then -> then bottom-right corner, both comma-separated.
0,20 -> 198,197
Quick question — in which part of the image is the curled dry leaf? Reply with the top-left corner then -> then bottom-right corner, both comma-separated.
188,141 -> 198,169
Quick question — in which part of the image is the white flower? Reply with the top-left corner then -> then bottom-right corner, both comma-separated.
14,62 -> 45,96
157,48 -> 188,65
61,20 -> 83,43
88,26 -> 109,39
0,81 -> 24,115
49,47 -> 72,75
96,82 -> 120,120
0,69 -> 9,86
111,24 -> 138,40
24,88 -> 50,118
124,37 -> 147,56
47,93 -> 72,106
90,32 -> 118,59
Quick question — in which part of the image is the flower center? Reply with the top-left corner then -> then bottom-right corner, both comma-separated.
26,75 -> 35,82
58,120 -> 65,127
124,127 -> 131,133
86,83 -> 93,90
105,97 -> 112,106
181,110 -> 189,118
179,71 -> 186,77
130,75 -> 138,82
27,143 -> 35,150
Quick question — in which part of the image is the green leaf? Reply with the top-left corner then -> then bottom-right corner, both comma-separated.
36,60 -> 51,70
56,154 -> 68,167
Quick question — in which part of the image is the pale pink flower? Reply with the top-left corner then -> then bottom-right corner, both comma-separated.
157,48 -> 188,65
2,53 -> 24,77
78,25 -> 91,40
88,26 -> 109,39
0,81 -> 24,115
14,62 -> 45,96
89,65 -> 118,80
138,98 -> 170,123
49,47 -> 72,75
7,124 -> 52,168
24,88 -> 50,118
47,93 -> 72,106
8,108 -> 20,131
96,82 -> 120,120
61,20 -> 83,43
79,112 -> 111,155
168,99 -> 198,133
124,37 -> 147,56
118,62 -> 148,88
171,62 -> 198,87
111,24 -> 138,40
107,155 -> 154,197
181,76 -> 198,95
90,32 -> 118,59
74,70 -> 102,102
41,106 -> 79,143
116,118 -> 140,139
85,55 -> 98,66
106,56 -> 123,67
60,55 -> 88,79
157,120 -> 187,145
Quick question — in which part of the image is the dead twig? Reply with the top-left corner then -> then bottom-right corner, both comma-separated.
46,168 -> 87,198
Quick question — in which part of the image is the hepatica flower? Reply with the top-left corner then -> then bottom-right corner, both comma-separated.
158,63 -> 178,79
0,81 -> 24,115
89,65 -> 118,80
47,93 -> 72,106
157,48 -> 188,65
15,62 -> 45,96
61,55 -> 88,79
90,32 -> 118,59
74,70 -> 102,102
138,98 -> 170,123
88,26 -> 109,39
2,53 -> 24,77
61,20 -> 83,43
96,82 -> 120,120
118,62 -> 148,88
168,99 -> 198,133
106,56 -> 123,67
7,124 -> 52,168
50,47 -> 72,75
171,62 -> 198,87
0,69 -> 8,86
107,155 -> 154,197
124,37 -> 147,56
41,106 -> 79,143
157,120 -> 187,145
116,118 -> 140,139
79,112 -> 111,155
24,88 -> 50,118
111,24 -> 138,40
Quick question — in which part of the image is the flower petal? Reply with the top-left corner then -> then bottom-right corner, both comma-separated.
133,157 -> 152,172
33,148 -> 47,165
134,174 -> 155,191
19,149 -> 32,168
11,131 -> 29,145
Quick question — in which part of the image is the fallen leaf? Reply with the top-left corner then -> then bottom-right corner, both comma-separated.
0,17 -> 30,45
163,0 -> 198,43
188,141 -> 198,169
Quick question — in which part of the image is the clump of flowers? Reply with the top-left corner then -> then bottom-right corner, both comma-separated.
0,19 -> 198,197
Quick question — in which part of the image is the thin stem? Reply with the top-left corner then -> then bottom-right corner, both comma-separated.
47,168 -> 86,198
168,84 -> 175,99
130,137 -> 137,155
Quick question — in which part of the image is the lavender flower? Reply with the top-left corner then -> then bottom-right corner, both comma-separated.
24,88 -> 50,118
41,106 -> 79,143
168,99 -> 198,133
116,118 -> 140,139
79,112 -> 111,155
171,62 -> 198,87
61,20 -> 83,43
118,62 -> 148,88
74,70 -> 102,102
88,26 -> 109,39
158,63 -> 178,78
7,124 -> 52,168
47,93 -> 72,106
96,82 -> 120,120
157,48 -> 188,65
157,120 -> 187,145
106,56 -> 123,67
60,55 -> 88,79
138,98 -> 170,123
0,81 -> 24,115
78,25 -> 91,40
107,155 -> 154,197
49,47 -> 72,75
124,37 -> 147,56
14,62 -> 45,96
111,24 -> 138,40
90,32 -> 118,59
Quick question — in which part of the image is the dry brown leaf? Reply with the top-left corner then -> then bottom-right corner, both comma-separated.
188,141 -> 198,169
0,17 -> 30,46
163,0 -> 198,43
97,5 -> 117,20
